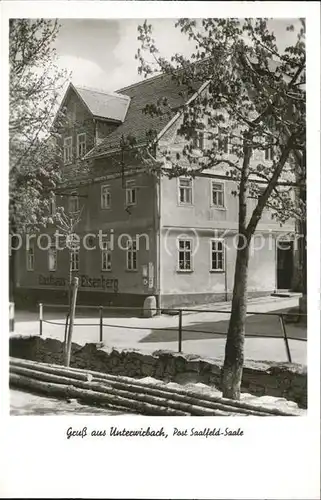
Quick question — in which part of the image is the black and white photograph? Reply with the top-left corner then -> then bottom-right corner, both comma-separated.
1,2 -> 320,499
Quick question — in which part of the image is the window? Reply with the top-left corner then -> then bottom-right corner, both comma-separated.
48,243 -> 57,271
70,248 -> 79,271
69,193 -> 79,214
26,244 -> 34,271
264,137 -> 274,161
265,146 -> 274,161
126,180 -> 137,206
64,137 -> 72,164
178,239 -> 193,271
101,185 -> 111,209
211,181 -> 225,208
193,130 -> 205,150
126,240 -> 137,271
178,177 -> 193,205
218,128 -> 229,154
49,194 -> 56,216
101,241 -> 112,271
210,239 -> 225,272
77,133 -> 86,158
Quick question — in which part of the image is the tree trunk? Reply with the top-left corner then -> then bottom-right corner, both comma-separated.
222,239 -> 250,400
220,134 -> 292,400
221,130 -> 253,400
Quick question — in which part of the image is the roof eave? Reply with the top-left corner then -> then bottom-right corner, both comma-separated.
93,115 -> 123,124
84,141 -> 148,161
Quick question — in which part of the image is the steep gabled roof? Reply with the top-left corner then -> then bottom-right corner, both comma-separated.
75,86 -> 130,122
85,72 -> 204,159
53,83 -> 130,128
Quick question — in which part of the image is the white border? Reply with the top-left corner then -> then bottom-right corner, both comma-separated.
1,3 -> 320,499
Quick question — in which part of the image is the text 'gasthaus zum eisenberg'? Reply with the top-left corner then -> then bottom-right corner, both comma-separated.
66,426 -> 244,439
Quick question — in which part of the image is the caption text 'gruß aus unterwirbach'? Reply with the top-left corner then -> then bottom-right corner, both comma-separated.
66,426 -> 244,439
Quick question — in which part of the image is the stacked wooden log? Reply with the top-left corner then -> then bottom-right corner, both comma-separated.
10,357 -> 298,416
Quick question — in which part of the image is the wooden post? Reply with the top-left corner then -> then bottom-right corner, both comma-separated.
39,303 -> 43,336
279,314 -> 292,363
64,277 -> 79,367
64,244 -> 73,347
64,313 -> 69,345
178,309 -> 183,353
99,306 -> 103,343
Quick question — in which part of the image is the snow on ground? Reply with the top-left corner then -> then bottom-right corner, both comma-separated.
10,382 -> 305,417
10,389 -> 133,416
138,377 -> 306,416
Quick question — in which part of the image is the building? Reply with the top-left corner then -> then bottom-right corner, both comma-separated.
14,73 -> 297,309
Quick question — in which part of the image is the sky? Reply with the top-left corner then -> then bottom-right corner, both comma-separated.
54,19 -> 192,92
53,18 -> 302,95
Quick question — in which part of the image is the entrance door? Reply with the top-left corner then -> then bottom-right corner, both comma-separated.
277,241 -> 293,290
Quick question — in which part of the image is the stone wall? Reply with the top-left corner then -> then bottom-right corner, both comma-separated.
9,335 -> 307,408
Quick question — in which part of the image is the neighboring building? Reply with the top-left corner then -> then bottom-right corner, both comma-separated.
14,75 -> 297,309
